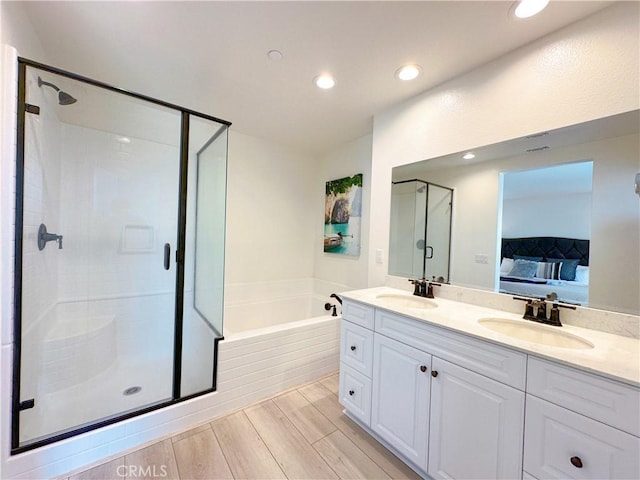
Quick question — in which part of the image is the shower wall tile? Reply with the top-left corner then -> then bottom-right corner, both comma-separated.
57,123 -> 180,303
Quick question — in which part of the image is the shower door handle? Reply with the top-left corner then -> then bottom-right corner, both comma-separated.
164,243 -> 171,270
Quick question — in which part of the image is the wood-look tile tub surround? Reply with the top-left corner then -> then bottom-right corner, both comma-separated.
61,373 -> 420,480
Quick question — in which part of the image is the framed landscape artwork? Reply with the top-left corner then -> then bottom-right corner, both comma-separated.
324,174 -> 362,256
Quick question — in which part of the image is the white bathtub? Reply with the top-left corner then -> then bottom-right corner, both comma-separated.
223,278 -> 343,336
214,279 -> 343,408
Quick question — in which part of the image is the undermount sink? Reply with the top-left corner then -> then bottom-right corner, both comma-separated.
478,318 -> 594,350
375,293 -> 438,309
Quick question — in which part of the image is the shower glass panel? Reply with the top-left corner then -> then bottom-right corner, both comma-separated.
16,65 -> 181,447
181,117 -> 228,397
425,185 -> 453,282
389,181 -> 426,278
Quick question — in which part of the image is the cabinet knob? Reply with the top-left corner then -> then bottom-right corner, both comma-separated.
350,345 -> 356,351
348,390 -> 355,396
570,456 -> 583,468
420,365 -> 427,373
431,370 -> 438,377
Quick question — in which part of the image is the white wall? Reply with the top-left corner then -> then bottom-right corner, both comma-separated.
502,192 -> 592,239
225,131 -> 318,285
314,134 -> 372,290
589,134 -> 640,313
0,2 -> 47,62
370,2 -> 640,288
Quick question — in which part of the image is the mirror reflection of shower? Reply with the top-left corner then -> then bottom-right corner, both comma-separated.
37,76 -> 77,105
389,179 -> 453,281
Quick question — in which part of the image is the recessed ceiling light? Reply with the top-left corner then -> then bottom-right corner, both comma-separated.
463,152 -> 475,160
395,64 -> 422,81
513,0 -> 549,19
267,49 -> 283,61
314,74 -> 335,90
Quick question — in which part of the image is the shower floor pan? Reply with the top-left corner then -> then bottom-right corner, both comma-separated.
19,353 -> 173,446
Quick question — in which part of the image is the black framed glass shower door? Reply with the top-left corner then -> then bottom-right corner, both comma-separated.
12,59 -> 230,452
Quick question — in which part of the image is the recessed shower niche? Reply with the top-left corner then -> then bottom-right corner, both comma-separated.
12,59 -> 230,452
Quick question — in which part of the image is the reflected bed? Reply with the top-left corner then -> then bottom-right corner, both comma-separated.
499,237 -> 589,305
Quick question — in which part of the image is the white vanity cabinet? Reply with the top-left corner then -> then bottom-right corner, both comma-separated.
371,334 -> 431,470
340,299 -> 526,478
428,357 -> 524,479
338,297 -> 640,480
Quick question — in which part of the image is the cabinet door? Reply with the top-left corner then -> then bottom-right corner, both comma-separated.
524,395 -> 640,479
371,334 -> 431,471
428,357 -> 525,480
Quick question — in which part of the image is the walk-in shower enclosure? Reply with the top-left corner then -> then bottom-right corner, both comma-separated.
12,59 -> 230,452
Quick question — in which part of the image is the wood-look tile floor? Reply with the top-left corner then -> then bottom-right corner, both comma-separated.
66,373 -> 421,480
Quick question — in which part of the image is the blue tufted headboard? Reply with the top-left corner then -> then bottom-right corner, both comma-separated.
501,237 -> 590,266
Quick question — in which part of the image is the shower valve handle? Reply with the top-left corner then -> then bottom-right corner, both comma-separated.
38,224 -> 63,250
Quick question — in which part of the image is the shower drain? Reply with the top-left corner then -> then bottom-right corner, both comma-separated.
123,386 -> 142,396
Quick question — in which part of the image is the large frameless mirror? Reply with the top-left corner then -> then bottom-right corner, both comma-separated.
390,110 -> 639,315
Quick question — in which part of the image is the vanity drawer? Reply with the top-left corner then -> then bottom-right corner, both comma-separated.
339,363 -> 372,427
342,300 -> 375,330
524,395 -> 640,480
375,309 -> 526,390
341,320 -> 374,377
527,357 -> 640,436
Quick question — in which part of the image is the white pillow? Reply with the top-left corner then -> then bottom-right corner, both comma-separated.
500,257 -> 514,274
574,265 -> 589,284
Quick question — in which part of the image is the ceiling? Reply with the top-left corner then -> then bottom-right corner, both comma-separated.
16,1 -> 612,157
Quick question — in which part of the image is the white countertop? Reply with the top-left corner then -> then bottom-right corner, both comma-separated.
341,286 -> 640,387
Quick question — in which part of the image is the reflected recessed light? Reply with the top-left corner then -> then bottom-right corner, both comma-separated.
463,152 -> 475,160
513,0 -> 549,19
395,64 -> 422,81
314,74 -> 335,90
116,136 -> 131,144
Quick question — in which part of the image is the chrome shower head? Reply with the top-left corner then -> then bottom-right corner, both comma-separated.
37,76 -> 77,105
